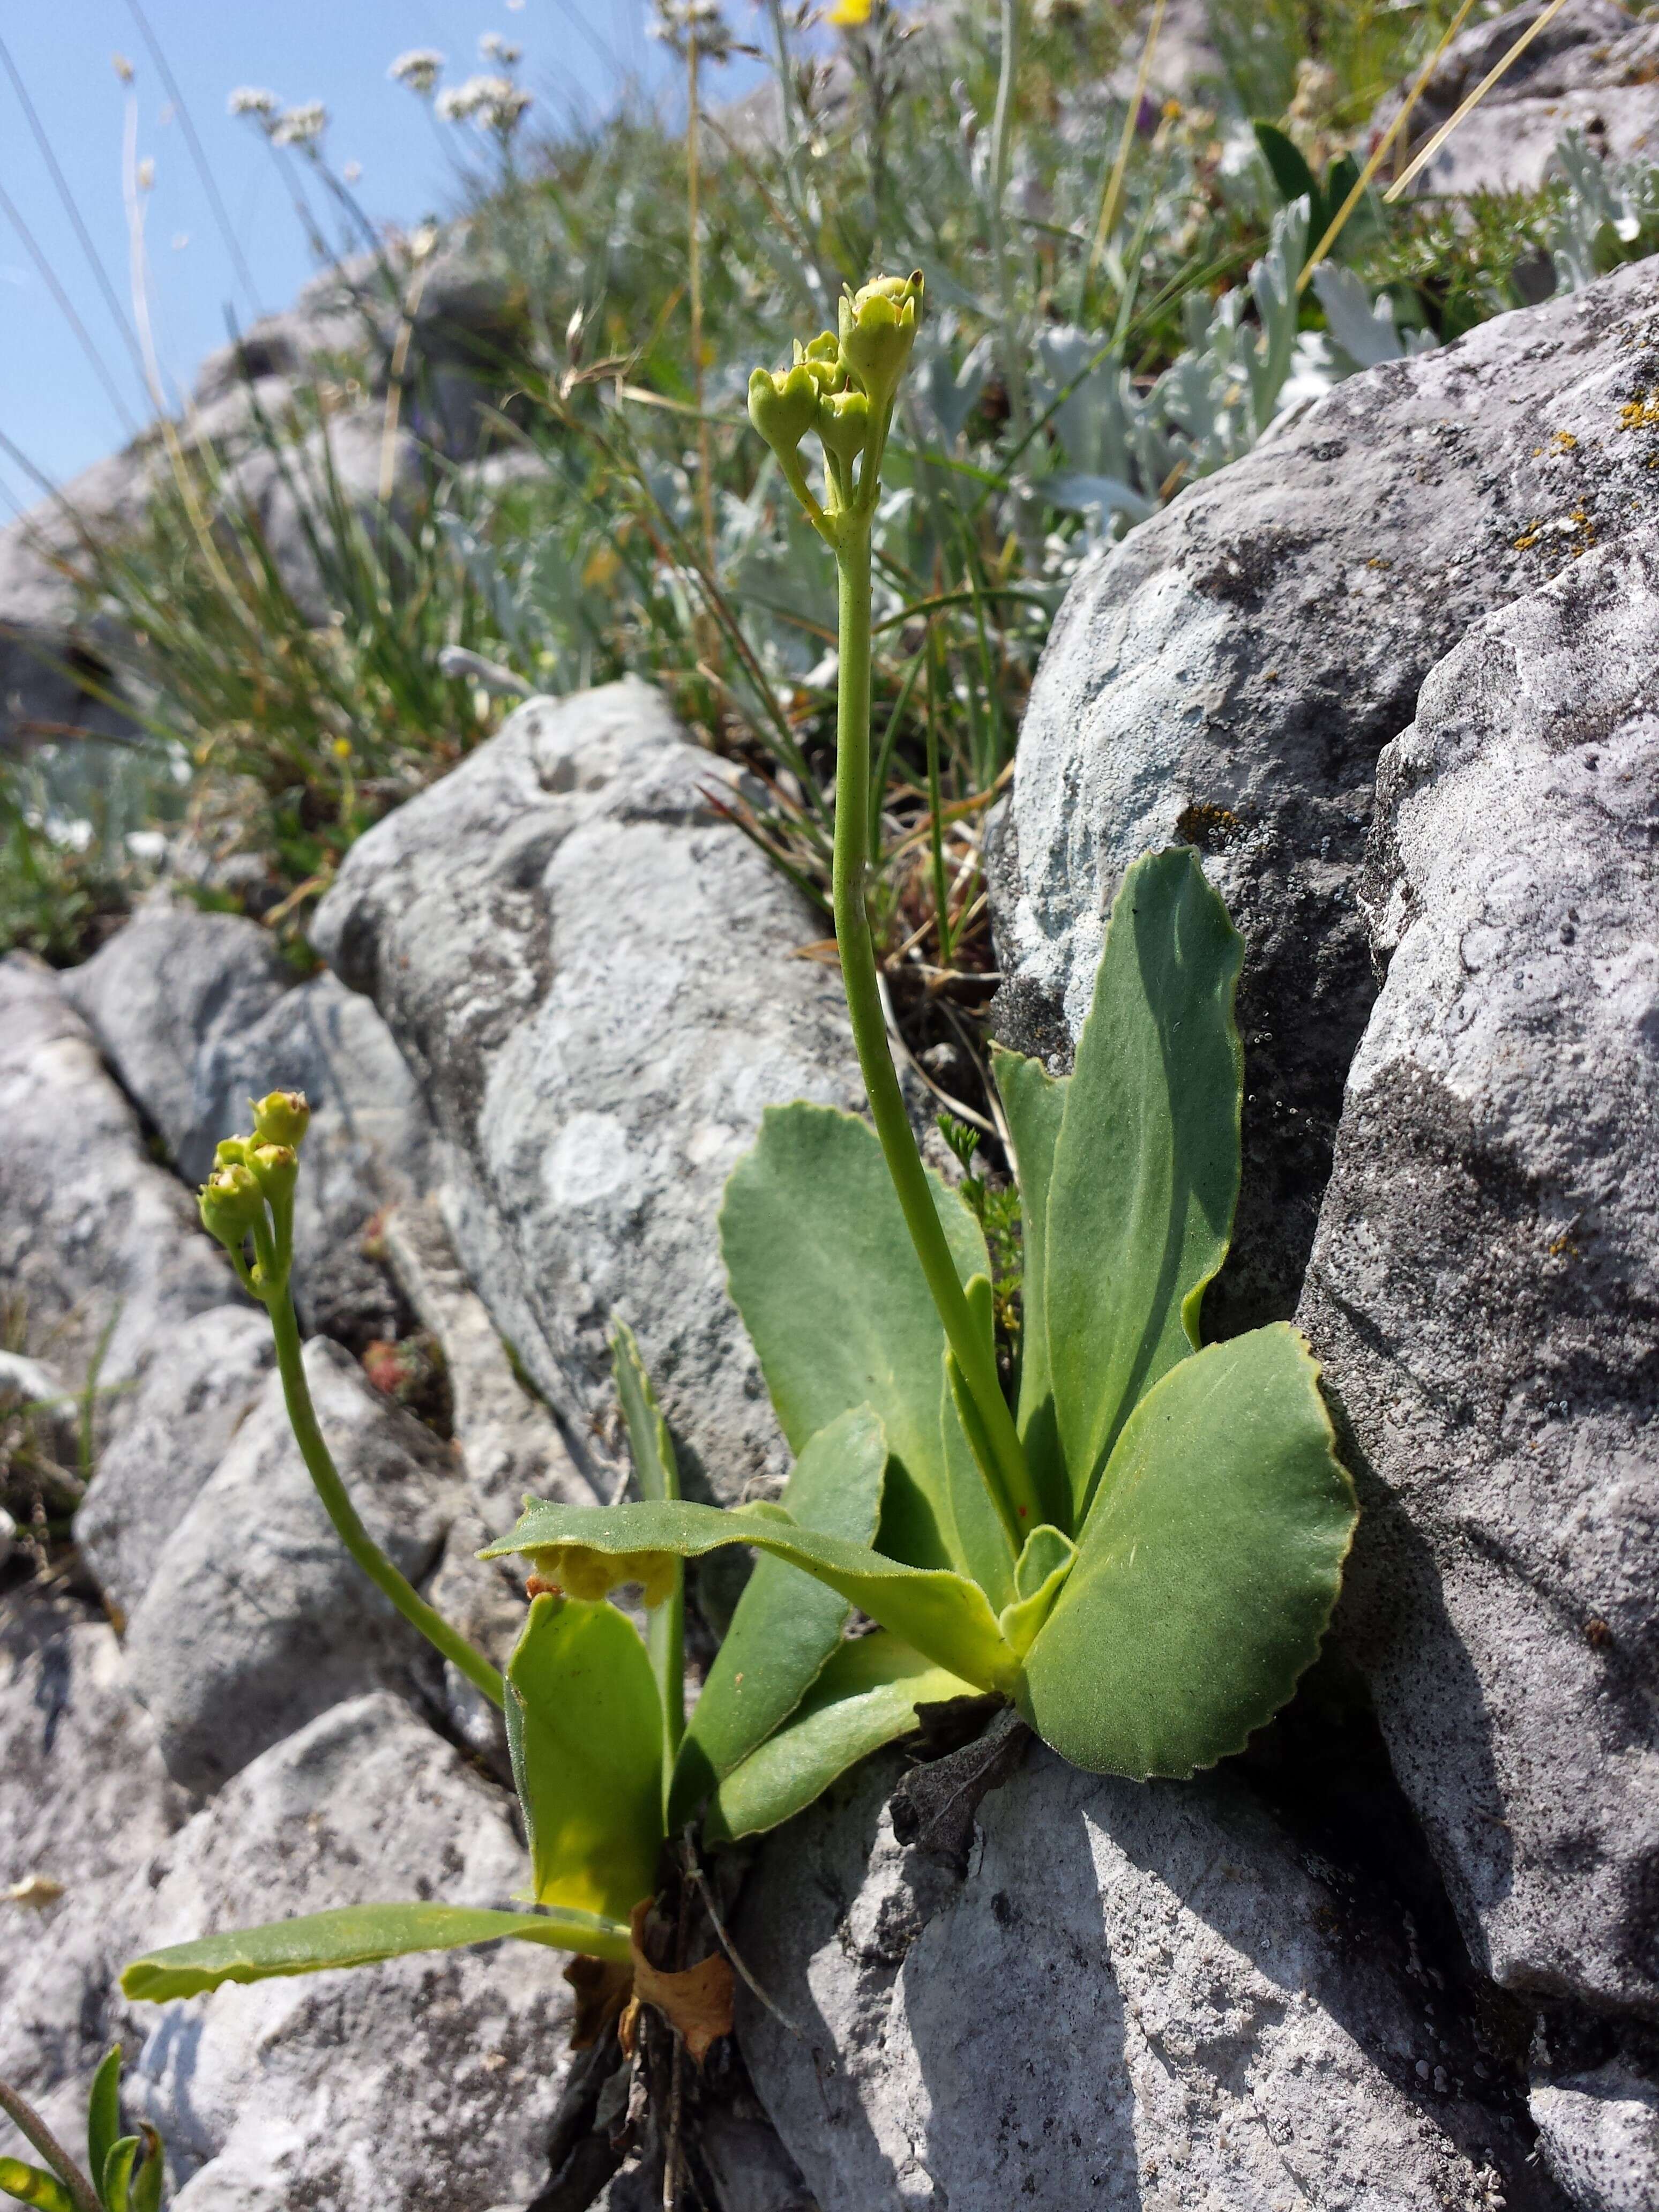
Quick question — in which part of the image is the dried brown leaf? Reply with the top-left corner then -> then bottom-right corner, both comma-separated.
563,1953 -> 634,2050
627,1899 -> 734,2065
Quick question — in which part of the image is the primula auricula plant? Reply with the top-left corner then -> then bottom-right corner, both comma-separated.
117,274 -> 1358,2026
1,2045 -> 164,2212
483,273 -> 1358,1780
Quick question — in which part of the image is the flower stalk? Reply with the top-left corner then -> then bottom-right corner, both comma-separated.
198,1093 -> 505,1710
749,275 -> 1039,1532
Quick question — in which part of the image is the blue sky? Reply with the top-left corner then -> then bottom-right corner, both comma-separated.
0,1 -> 766,506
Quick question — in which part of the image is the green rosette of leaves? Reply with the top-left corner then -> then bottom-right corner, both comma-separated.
487,843 -> 1358,1790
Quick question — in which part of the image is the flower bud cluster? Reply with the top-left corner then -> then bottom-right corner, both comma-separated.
198,1090 -> 311,1301
746,272 -> 922,540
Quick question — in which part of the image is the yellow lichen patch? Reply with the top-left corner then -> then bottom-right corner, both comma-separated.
1513,527 -> 1541,550
1553,430 -> 1579,451
1619,393 -> 1659,430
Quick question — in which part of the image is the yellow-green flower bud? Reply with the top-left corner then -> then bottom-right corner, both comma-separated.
796,331 -> 843,393
816,386 -> 871,471
248,1141 -> 299,1206
199,1162 -> 264,1249
250,1089 -> 310,1149
837,271 -> 922,409
747,362 -> 819,460
214,1136 -> 250,1169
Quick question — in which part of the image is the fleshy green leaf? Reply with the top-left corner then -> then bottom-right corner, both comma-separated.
0,2158 -> 74,2211
668,1406 -> 886,1831
991,1044 -> 1070,1528
720,1102 -> 989,1571
611,1319 -> 685,1801
86,2046 -> 120,2205
1021,1325 -> 1356,1778
505,1594 -> 665,1924
121,1899 -> 632,2002
997,1526 -> 1076,1658
1043,848 -> 1244,1524
100,2138 -> 138,2212
705,1633 -> 978,1842
485,1490 -> 1022,1695
1254,119 -> 1318,220
127,2137 -> 161,2212
940,1328 -> 1017,1612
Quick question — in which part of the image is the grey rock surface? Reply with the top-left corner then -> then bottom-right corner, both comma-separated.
1298,526 -> 1659,2017
123,1336 -> 462,1792
1534,2064 -> 1659,2211
74,1303 -> 274,1624
997,253 -> 1659,1336
62,901 -> 437,1343
313,679 -> 864,1503
0,1348 -> 77,1469
0,954 -> 233,1422
0,1593 -> 185,2165
1372,0 -> 1659,200
108,1691 -> 574,2211
380,1194 -> 593,1537
736,1747 -> 1555,2212
60,902 -> 289,1177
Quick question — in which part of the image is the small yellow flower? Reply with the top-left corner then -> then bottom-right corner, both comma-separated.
828,0 -> 872,24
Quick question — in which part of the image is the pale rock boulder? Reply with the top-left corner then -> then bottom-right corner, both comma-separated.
59,902 -> 289,1174
996,255 -> 1659,1336
313,679 -> 865,1503
122,1337 -> 464,1792
0,1594 -> 185,2164
62,901 -> 438,1346
1298,528 -> 1659,2020
1372,0 -> 1659,200
735,1749 -> 1558,2212
1533,2064 -> 1659,2212
74,1304 -> 274,1624
0,955 -> 232,1423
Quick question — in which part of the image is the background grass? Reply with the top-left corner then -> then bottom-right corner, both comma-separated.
5,0 -> 1657,1119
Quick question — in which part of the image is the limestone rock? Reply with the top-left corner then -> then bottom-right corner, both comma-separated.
0,1348 -> 77,1470
0,1592 -> 185,2164
1372,0 -> 1659,200
996,254 -> 1659,1336
312,680 -> 864,1503
1297,526 -> 1659,2016
60,903 -> 289,1177
0,954 -> 233,1422
123,1336 -> 462,1792
109,1692 -> 575,2211
379,1195 -> 594,1538
74,1303 -> 274,1624
61,903 -> 436,1343
735,1747 -> 1557,2212
1533,2062 -> 1659,2211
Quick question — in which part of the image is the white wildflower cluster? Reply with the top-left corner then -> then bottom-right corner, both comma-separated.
648,0 -> 736,61
272,101 -> 327,147
389,48 -> 445,96
227,86 -> 278,117
435,73 -> 532,133
479,32 -> 522,64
